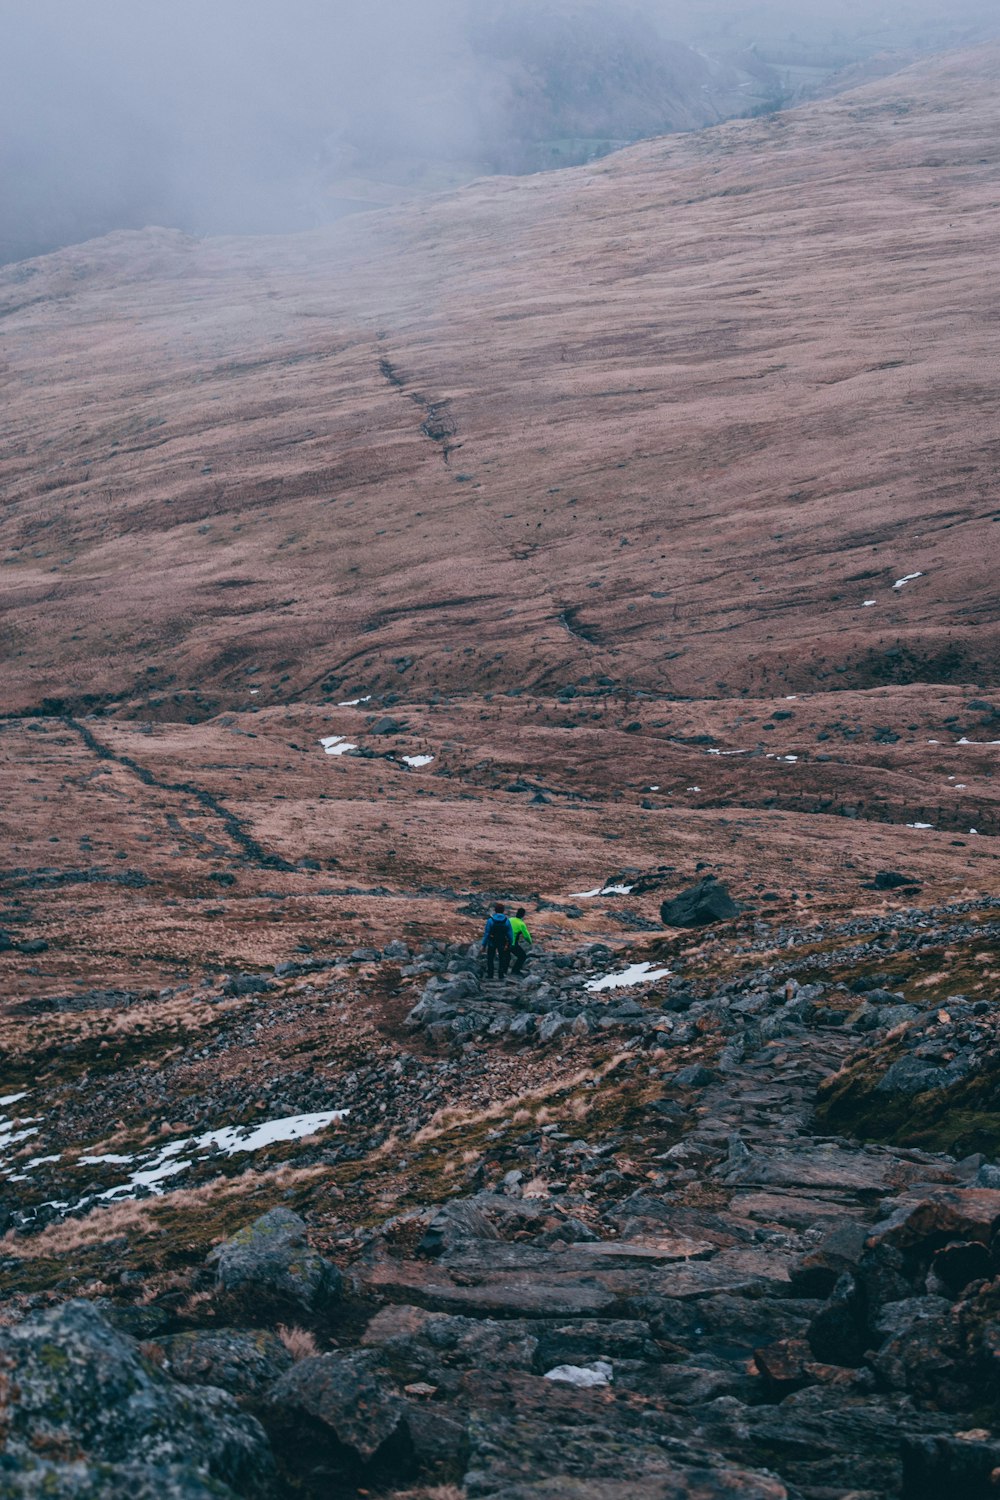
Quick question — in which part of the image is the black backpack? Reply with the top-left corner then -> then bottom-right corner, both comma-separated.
486,913 -> 510,946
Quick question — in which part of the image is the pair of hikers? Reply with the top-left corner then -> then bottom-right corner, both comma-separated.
481,902 -> 532,980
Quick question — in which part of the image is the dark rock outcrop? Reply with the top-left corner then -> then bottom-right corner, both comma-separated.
660,878 -> 739,928
210,1208 -> 342,1323
0,1301 -> 273,1497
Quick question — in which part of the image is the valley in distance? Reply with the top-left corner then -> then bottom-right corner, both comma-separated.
1,39 -> 1000,1500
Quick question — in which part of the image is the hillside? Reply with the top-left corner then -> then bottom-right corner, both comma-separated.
1,44 -> 1000,1500
2,47 -> 999,716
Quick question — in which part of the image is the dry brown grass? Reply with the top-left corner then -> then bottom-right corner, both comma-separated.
407,1053 -> 630,1147
277,1324 -> 319,1361
1,1162 -> 325,1262
1,1197 -> 158,1258
388,1488 -> 466,1500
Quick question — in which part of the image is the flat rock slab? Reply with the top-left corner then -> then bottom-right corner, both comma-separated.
359,1261 -> 617,1317
731,1190 -> 873,1229
439,1238 -> 716,1272
569,1237 -> 717,1264
360,1242 -> 791,1316
723,1149 -> 917,1193
868,1186 -> 1000,1251
486,1469 -> 790,1500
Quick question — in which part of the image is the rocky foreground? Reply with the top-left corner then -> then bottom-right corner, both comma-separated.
2,895 -> 1000,1498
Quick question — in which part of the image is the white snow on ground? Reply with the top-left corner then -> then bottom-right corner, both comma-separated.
544,1361 -> 613,1388
402,755 -> 434,769
82,1112 -> 350,1204
957,737 -> 1000,746
862,600 -> 877,607
0,1093 -> 28,1108
338,696 -> 372,706
2,1111 -> 350,1209
320,736 -> 357,756
0,1124 -> 39,1157
197,1112 -> 349,1156
707,748 -> 753,757
907,823 -> 934,830
893,572 -> 923,590
568,884 -> 634,899
585,962 -> 671,993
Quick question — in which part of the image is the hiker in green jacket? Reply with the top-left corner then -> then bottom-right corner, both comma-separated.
510,907 -> 533,975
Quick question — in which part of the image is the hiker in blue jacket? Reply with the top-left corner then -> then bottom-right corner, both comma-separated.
482,902 -> 514,980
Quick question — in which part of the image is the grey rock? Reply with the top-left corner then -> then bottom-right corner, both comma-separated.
210,1208 -> 342,1322
660,878 -> 739,928
158,1328 -> 293,1403
538,1013 -> 572,1043
419,1199 -> 500,1257
0,1301 -> 271,1497
266,1350 -> 404,1462
221,974 -> 272,997
0,1458 -> 241,1498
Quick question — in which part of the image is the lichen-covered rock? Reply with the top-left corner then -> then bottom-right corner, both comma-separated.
158,1328 -> 294,1404
0,1301 -> 272,1498
0,1457 -> 241,1498
210,1207 -> 342,1322
265,1350 -> 407,1468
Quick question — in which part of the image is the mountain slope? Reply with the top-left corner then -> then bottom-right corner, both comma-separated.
1,45 -> 999,718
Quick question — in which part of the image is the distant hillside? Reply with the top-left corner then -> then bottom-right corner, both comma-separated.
2,44 -> 999,715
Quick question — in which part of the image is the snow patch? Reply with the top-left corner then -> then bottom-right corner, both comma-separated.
862,600 -> 877,607
568,884 -> 633,900
338,696 -> 372,706
320,736 -> 357,756
544,1360 -> 613,1388
906,823 -> 934,831
0,1093 -> 28,1108
401,754 -> 434,769
585,962 -> 671,993
85,1111 -> 350,1204
893,572 -> 923,590
957,737 -> 1000,746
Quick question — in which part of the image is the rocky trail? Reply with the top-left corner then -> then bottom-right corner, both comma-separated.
2,897 -> 1000,1497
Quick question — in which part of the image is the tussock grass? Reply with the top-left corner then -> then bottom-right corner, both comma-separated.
408,1050 -> 631,1146
277,1324 -> 319,1361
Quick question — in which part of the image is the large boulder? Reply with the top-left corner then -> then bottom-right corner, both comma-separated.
157,1328 -> 294,1404
0,1300 -> 272,1498
660,878 -> 739,928
265,1350 -> 411,1485
0,1459 -> 241,1498
210,1207 -> 343,1323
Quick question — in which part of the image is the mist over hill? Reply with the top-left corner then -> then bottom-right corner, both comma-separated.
2,0 -> 998,266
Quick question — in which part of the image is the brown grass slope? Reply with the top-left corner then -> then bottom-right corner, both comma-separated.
0,44 -> 999,714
